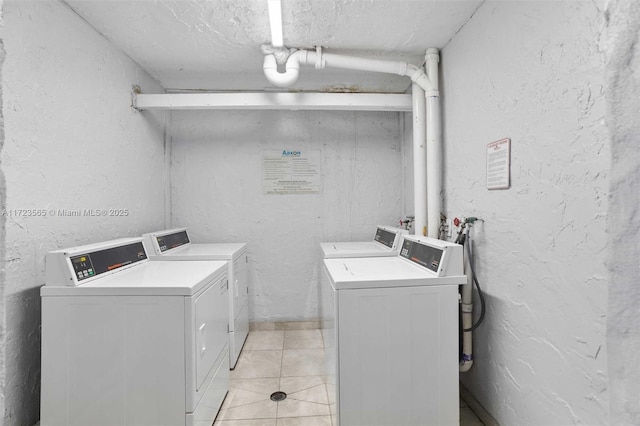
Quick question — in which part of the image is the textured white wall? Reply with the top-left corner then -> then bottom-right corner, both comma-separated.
440,1 -> 609,424
0,1 -> 5,423
171,110 -> 405,321
1,1 -> 167,424
604,0 -> 640,424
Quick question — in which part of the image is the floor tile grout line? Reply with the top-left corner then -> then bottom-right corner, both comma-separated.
321,328 -> 336,426
281,382 -> 330,398
284,397 -> 330,406
276,329 -> 285,420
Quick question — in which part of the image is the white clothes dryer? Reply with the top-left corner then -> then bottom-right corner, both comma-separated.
41,238 -> 229,426
142,228 -> 249,369
320,225 -> 407,259
321,235 -> 466,426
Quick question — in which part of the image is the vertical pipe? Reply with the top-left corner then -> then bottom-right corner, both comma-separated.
164,111 -> 172,229
412,83 -> 427,236
460,229 -> 474,372
425,48 -> 441,238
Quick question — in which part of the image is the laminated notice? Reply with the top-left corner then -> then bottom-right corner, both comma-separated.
486,138 -> 511,190
263,149 -> 321,195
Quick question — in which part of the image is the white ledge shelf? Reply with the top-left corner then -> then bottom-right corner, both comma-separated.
133,92 -> 412,112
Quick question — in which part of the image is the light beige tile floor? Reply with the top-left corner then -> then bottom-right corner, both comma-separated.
213,329 -> 486,426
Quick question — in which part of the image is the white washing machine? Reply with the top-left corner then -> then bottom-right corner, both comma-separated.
41,238 -> 229,426
320,225 -> 407,259
321,235 -> 466,426
142,228 -> 249,369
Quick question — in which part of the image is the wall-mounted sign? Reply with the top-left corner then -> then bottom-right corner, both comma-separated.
486,138 -> 511,190
263,149 -> 321,195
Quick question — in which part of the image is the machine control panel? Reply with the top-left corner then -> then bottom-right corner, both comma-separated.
400,238 -> 445,274
398,236 -> 463,277
374,227 -> 397,249
157,230 -> 190,252
70,255 -> 95,281
70,242 -> 147,282
46,238 -> 150,286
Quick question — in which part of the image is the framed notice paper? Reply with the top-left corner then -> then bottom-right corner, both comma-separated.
486,138 -> 511,190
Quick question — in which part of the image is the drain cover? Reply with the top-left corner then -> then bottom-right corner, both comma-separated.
270,391 -> 287,402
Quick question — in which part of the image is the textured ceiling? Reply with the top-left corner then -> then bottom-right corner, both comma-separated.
64,0 -> 484,93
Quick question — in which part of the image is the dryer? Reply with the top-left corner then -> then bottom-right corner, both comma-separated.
320,225 -> 407,259
41,238 -> 229,426
321,235 -> 466,426
142,228 -> 249,369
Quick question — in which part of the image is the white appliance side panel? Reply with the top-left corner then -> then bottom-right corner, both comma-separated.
320,264 -> 336,379
229,259 -> 238,323
230,301 -> 250,369
320,265 -> 338,426
195,277 -> 229,391
337,285 -> 459,426
231,254 -> 249,323
41,295 -> 185,426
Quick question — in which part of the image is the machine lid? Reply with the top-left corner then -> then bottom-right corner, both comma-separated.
323,256 -> 465,290
150,242 -> 247,260
321,225 -> 407,258
320,241 -> 394,258
42,260 -> 228,296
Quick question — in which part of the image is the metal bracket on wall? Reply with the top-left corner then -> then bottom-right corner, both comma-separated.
131,85 -> 142,112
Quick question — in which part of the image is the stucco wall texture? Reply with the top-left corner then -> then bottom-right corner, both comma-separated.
0,1 -> 5,423
1,1 -> 167,424
1,0 -> 640,424
604,0 -> 640,424
170,110 -> 405,322
440,1 -> 609,424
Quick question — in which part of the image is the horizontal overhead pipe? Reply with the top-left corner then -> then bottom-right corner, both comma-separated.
262,47 -> 435,94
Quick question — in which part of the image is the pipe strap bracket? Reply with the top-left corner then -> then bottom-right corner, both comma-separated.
315,46 -> 325,69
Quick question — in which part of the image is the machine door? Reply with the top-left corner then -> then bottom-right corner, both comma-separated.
233,255 -> 249,318
195,277 -> 229,391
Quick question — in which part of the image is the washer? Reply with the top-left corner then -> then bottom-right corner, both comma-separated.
142,228 -> 249,369
321,235 -> 466,426
320,225 -> 407,259
41,238 -> 229,426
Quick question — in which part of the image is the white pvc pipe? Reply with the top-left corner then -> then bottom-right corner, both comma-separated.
425,48 -> 441,238
460,228 -> 474,372
412,83 -> 427,237
263,53 -> 300,88
262,49 -> 434,93
321,53 -> 410,76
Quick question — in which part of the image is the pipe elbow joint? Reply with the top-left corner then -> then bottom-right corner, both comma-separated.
263,54 -> 300,88
410,70 -> 433,93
